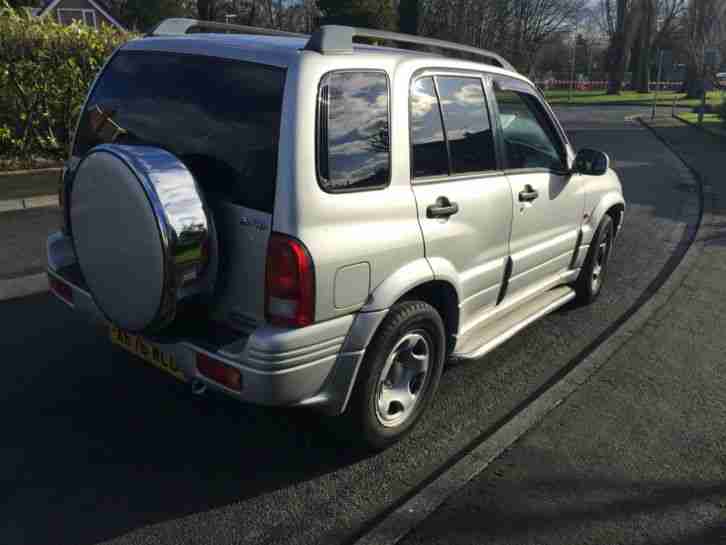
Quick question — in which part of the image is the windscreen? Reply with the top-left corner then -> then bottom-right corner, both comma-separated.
73,50 -> 286,213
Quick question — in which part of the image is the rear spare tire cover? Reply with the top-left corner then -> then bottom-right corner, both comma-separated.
71,144 -> 213,334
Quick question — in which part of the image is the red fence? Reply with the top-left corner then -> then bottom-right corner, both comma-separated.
535,80 -> 684,92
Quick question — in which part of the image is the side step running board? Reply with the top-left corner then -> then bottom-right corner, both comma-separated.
452,286 -> 576,362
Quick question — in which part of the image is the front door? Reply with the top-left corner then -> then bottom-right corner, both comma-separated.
490,76 -> 584,297
409,74 -> 513,327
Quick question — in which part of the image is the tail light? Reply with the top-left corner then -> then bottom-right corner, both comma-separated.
265,233 -> 315,328
196,352 -> 242,391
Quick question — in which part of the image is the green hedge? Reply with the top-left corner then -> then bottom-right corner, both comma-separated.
0,3 -> 133,167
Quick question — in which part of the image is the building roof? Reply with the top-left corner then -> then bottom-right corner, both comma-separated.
36,0 -> 126,30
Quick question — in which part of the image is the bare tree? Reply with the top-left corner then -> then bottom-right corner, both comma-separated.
418,0 -> 583,72
684,0 -> 726,102
631,0 -> 686,92
508,0 -> 586,73
604,0 -> 646,94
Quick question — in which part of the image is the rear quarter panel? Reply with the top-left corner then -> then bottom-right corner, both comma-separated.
273,53 -> 426,323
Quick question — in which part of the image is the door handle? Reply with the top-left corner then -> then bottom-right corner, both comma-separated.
518,185 -> 539,202
427,196 -> 459,219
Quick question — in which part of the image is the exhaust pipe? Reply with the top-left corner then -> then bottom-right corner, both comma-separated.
191,379 -> 207,396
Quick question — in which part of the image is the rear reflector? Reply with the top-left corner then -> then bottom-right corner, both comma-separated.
48,274 -> 73,305
196,352 -> 242,391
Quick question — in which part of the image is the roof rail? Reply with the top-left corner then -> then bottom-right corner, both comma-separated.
304,25 -> 515,72
149,18 -> 307,39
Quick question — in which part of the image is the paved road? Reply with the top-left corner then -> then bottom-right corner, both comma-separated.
1,106 -> 698,545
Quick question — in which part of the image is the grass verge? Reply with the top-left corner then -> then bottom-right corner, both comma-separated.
544,90 -> 723,108
676,112 -> 726,138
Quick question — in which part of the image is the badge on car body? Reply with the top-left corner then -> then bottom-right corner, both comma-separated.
240,216 -> 268,232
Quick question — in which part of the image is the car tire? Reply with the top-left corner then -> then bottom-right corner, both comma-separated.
575,214 -> 615,304
343,301 -> 446,451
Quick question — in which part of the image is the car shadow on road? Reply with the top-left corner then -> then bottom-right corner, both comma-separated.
1,295 -> 370,545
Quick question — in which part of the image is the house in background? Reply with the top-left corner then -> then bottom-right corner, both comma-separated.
30,0 -> 126,31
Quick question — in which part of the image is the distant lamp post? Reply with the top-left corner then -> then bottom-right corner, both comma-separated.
651,50 -> 664,120
568,30 -> 577,103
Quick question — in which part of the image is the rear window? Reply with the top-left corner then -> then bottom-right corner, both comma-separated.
73,51 -> 286,213
317,71 -> 390,192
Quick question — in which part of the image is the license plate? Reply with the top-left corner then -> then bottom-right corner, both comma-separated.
110,324 -> 187,382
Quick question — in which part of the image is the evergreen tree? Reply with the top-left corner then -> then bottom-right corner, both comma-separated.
120,0 -> 185,31
398,0 -> 418,34
317,0 -> 396,30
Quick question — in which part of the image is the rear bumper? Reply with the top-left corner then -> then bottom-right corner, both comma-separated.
47,231 -> 386,415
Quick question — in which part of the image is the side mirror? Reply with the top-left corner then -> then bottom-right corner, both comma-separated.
574,149 -> 610,176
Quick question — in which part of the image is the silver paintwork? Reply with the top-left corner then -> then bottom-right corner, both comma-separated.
151,17 -> 306,38
49,28 -> 625,415
455,286 -> 576,361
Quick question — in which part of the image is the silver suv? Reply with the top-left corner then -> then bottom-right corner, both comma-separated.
47,20 -> 625,450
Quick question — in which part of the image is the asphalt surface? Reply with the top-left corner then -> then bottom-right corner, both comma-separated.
0,207 -> 60,279
1,106 -> 699,545
399,117 -> 724,545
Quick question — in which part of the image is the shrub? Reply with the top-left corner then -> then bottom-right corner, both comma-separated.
720,98 -> 726,127
0,4 -> 134,167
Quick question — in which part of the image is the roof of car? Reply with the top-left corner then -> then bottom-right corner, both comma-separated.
129,33 -> 520,77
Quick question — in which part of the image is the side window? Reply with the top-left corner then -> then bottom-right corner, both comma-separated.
317,71 -> 390,192
492,79 -> 566,171
410,77 -> 449,178
436,76 -> 497,174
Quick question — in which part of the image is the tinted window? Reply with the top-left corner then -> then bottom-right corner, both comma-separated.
436,77 -> 496,174
493,80 -> 566,171
410,77 -> 449,178
318,71 -> 390,192
73,51 -> 285,213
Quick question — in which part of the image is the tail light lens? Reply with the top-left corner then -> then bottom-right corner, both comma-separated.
265,233 -> 315,328
196,352 -> 242,391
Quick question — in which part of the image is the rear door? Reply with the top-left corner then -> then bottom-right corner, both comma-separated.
409,73 -> 513,326
70,50 -> 286,332
490,75 -> 584,298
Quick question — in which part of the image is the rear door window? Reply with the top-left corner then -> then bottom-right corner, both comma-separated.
410,77 -> 449,178
317,71 -> 390,192
436,76 -> 497,174
73,51 -> 286,213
